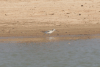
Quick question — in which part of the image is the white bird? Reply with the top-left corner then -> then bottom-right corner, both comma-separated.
43,29 -> 56,34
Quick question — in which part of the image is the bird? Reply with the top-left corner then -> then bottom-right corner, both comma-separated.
42,29 -> 56,34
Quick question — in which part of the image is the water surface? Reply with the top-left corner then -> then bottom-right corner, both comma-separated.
0,39 -> 100,67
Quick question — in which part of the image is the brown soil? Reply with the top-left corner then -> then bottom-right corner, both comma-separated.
0,23 -> 100,42
0,0 -> 100,42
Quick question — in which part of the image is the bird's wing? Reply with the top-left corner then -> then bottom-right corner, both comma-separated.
41,30 -> 51,33
46,30 -> 50,32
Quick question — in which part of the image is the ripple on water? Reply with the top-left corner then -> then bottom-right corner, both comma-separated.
0,39 -> 100,67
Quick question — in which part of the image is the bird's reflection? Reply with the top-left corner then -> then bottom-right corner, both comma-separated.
46,37 -> 55,40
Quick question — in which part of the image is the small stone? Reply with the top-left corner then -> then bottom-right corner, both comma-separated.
81,5 -> 83,7
79,14 -> 81,15
50,13 -> 54,15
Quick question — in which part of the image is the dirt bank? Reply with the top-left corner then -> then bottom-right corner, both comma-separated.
0,0 -> 100,42
0,23 -> 100,42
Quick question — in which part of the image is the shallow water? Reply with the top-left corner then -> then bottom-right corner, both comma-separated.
0,39 -> 100,67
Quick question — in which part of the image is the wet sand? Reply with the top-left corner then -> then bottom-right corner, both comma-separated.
0,24 -> 100,42
0,0 -> 100,42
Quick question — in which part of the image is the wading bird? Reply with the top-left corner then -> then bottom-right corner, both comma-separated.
42,29 -> 56,34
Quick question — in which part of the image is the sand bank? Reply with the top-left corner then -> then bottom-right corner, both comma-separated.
0,0 -> 100,42
0,24 -> 100,42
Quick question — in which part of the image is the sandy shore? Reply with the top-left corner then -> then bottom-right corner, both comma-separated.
0,23 -> 100,42
0,0 -> 100,42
